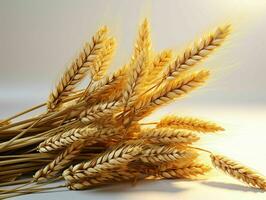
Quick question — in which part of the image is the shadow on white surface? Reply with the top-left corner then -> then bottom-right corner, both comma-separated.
201,181 -> 265,193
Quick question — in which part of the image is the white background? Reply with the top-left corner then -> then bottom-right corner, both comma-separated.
0,0 -> 266,199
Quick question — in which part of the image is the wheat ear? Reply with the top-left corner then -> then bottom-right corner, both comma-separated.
79,101 -> 119,125
63,142 -> 143,182
67,169 -> 143,190
132,18 -> 152,62
133,70 -> 210,120
47,26 -> 108,110
162,25 -> 230,80
38,127 -> 117,153
120,18 -> 152,112
85,66 -> 127,103
158,163 -> 211,179
211,154 -> 266,189
90,37 -> 116,81
157,115 -> 224,133
144,50 -> 173,87
140,145 -> 197,164
33,141 -> 84,182
140,128 -> 199,144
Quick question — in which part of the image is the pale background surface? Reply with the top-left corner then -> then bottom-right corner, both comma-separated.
0,0 -> 266,199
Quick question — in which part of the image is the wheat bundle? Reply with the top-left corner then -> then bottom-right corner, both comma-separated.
0,18 -> 265,199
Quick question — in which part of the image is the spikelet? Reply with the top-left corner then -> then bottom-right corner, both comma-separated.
140,145 -> 197,165
47,26 -> 108,110
162,25 -> 230,81
211,154 -> 266,189
158,163 -> 211,179
63,142 -> 143,183
33,141 -> 84,182
140,128 -> 199,144
38,127 -> 117,153
157,115 -> 224,133
133,70 -> 210,120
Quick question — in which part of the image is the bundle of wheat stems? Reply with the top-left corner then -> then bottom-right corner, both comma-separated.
0,18 -> 265,199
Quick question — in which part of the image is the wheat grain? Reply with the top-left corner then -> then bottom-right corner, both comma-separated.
157,115 -> 224,133
211,154 -> 266,189
47,26 -> 108,110
140,127 -> 199,144
33,141 -> 84,182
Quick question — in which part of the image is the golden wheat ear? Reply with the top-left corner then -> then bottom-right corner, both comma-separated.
47,26 -> 109,111
211,154 -> 266,189
156,115 -> 224,133
160,24 -> 231,82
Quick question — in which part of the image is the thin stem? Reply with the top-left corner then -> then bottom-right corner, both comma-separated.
187,146 -> 212,154
0,103 -> 46,126
140,122 -> 158,125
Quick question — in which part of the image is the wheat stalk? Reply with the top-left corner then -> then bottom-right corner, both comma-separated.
33,141 -> 84,182
140,128 -> 199,144
47,26 -> 108,110
211,154 -> 266,189
157,115 -> 224,133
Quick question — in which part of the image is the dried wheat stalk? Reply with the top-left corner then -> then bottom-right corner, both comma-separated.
1,18 -> 266,197
211,154 -> 266,189
157,115 -> 224,133
47,26 -> 108,110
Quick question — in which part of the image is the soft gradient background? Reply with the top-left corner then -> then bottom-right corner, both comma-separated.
0,0 -> 266,199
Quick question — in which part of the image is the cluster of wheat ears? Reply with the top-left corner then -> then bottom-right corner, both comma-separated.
0,19 -> 265,199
